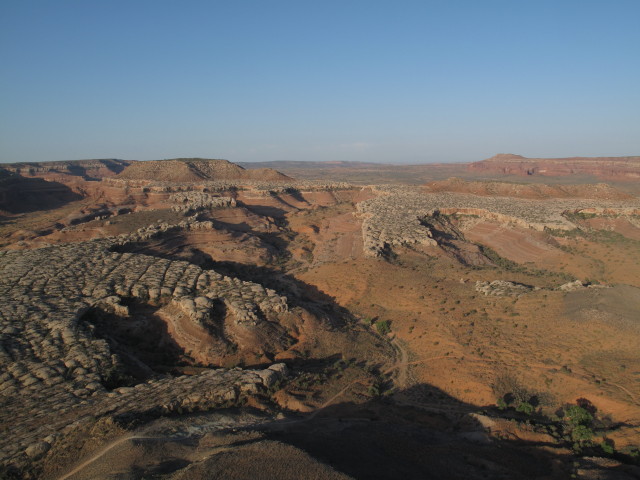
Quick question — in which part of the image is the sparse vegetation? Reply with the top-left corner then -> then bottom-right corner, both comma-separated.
2,158 -> 640,478
374,319 -> 391,335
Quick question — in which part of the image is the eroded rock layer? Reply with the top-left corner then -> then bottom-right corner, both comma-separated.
0,226 -> 297,470
468,153 -> 640,180
356,187 -> 640,257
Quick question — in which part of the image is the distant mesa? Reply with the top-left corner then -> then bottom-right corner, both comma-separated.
484,153 -> 527,161
116,158 -> 292,182
469,153 -> 640,180
0,158 -> 291,183
0,159 -> 129,181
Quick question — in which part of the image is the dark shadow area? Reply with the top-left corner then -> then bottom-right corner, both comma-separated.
209,219 -> 254,232
79,299 -> 192,387
419,214 -> 493,267
256,383 -> 639,480
131,458 -> 192,477
240,202 -> 288,218
67,207 -> 114,225
205,260 -> 352,319
110,236 -> 354,324
94,159 -> 129,176
0,176 -> 84,213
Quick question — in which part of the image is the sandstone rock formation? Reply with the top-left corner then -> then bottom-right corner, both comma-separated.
468,154 -> 640,180
475,280 -> 536,297
169,192 -> 236,213
116,158 -> 291,182
0,159 -> 129,180
0,224 -> 298,471
355,186 -> 640,257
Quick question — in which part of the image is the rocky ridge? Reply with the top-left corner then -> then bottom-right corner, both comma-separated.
468,154 -> 640,180
355,186 -> 640,257
0,222 -> 295,471
116,158 -> 291,182
0,159 -> 129,180
169,192 -> 237,213
474,280 -> 537,297
101,177 -> 352,192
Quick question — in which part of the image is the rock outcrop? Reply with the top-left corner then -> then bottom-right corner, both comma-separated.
355,187 -> 640,257
468,154 -> 640,181
475,280 -> 536,297
116,158 -> 291,182
0,159 -> 129,180
0,225 -> 298,471
169,192 -> 237,213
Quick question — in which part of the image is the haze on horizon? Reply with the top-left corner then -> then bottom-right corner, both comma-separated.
1,0 -> 639,164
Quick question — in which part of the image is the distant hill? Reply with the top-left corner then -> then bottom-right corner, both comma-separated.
0,158 -> 291,183
0,159 -> 129,180
469,154 -> 640,180
117,158 -> 291,182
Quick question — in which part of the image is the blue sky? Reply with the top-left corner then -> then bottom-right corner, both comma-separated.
1,0 -> 639,163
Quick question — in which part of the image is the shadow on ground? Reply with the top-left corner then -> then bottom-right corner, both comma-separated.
256,383 -> 636,479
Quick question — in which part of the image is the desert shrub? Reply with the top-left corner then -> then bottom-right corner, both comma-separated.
368,377 -> 387,397
492,373 -> 531,405
560,402 -> 596,452
375,320 -> 391,335
332,359 -> 347,371
564,405 -> 593,427
516,402 -> 535,415
576,397 -> 597,415
624,448 -> 640,464
600,439 -> 615,455
571,424 -> 594,443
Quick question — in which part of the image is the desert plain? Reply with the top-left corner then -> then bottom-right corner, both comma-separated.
1,154 -> 640,479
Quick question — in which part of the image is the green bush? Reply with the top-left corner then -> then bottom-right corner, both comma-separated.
375,320 -> 391,335
600,440 -> 615,455
564,405 -> 593,427
516,402 -> 535,415
571,425 -> 594,443
368,377 -> 386,397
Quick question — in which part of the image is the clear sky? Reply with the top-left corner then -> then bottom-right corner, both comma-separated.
1,0 -> 639,164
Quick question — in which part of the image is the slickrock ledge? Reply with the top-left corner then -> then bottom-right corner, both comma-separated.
356,187 -> 640,257
475,280 -> 537,297
101,177 -> 353,193
169,192 -> 236,213
0,228 -> 293,471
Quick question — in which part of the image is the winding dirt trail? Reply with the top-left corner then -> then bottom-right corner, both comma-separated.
56,434 -> 148,480
387,336 -> 409,388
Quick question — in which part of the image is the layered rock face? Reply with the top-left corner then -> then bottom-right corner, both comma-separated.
356,186 -> 640,257
468,154 -> 640,180
169,192 -> 237,213
0,158 -> 289,183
